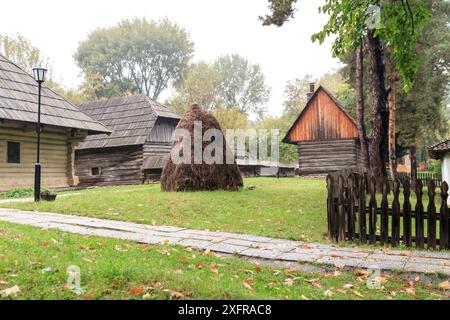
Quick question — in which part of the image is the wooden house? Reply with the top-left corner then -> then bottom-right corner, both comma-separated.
428,138 -> 450,188
75,95 -> 180,186
283,84 -> 365,175
0,55 -> 111,191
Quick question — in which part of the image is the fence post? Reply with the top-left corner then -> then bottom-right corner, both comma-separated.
391,180 -> 401,247
440,182 -> 449,250
403,179 -> 412,247
427,180 -> 437,249
415,180 -> 424,249
358,174 -> 367,244
368,176 -> 377,244
380,178 -> 389,245
326,174 -> 335,241
337,175 -> 346,242
347,175 -> 356,241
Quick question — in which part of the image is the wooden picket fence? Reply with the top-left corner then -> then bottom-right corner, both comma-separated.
326,171 -> 449,250
398,172 -> 442,188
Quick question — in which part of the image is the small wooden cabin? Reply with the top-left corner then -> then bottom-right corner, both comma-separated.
428,138 -> 450,188
283,85 -> 365,175
75,95 -> 180,186
0,55 -> 111,191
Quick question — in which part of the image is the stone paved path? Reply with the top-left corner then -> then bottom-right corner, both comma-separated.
0,208 -> 449,275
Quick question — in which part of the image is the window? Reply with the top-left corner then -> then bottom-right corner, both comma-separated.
7,142 -> 20,164
91,167 -> 100,176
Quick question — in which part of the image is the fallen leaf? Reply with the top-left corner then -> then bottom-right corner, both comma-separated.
173,268 -> 183,274
324,289 -> 333,297
164,289 -> 184,299
209,263 -> 219,274
255,265 -> 262,273
300,294 -> 309,300
243,278 -> 253,290
284,278 -> 295,286
405,287 -> 416,295
343,283 -> 354,289
177,257 -> 189,263
439,280 -> 450,290
353,290 -> 364,298
0,285 -> 20,297
129,286 -> 144,296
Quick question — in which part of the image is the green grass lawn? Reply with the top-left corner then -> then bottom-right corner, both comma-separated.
2,178 -> 328,242
0,221 -> 447,300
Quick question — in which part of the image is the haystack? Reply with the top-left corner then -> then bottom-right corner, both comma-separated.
161,104 -> 243,191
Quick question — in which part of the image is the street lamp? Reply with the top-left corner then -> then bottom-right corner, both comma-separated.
33,67 -> 47,202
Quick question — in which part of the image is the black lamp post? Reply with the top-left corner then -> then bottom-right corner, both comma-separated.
32,67 -> 47,202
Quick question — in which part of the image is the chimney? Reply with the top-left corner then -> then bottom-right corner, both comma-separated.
306,82 -> 315,100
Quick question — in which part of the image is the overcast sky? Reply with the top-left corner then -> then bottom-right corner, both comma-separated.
0,0 -> 340,116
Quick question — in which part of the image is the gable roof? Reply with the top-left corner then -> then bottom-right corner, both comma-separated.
0,55 -> 110,134
428,138 -> 450,159
283,86 -> 358,144
76,94 -> 180,150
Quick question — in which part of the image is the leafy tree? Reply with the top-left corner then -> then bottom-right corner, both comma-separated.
261,0 -> 431,184
167,62 -> 223,115
0,33 -> 50,74
75,18 -> 194,100
0,33 -> 91,104
254,116 -> 298,163
213,54 -> 270,118
168,55 -> 270,119
281,73 -> 355,119
340,0 -> 450,151
212,107 -> 250,131
281,76 -> 312,120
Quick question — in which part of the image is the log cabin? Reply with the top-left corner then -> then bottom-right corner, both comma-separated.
283,84 -> 365,175
75,95 -> 180,186
0,55 -> 111,191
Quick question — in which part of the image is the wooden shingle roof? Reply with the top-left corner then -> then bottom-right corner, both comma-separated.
0,55 -> 111,134
428,138 -> 450,159
76,95 -> 180,150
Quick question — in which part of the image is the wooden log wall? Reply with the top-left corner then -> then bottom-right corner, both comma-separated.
0,120 -> 83,190
298,139 -> 361,175
75,145 -> 144,187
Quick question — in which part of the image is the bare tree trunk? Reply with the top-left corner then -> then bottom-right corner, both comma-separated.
366,30 -> 388,189
356,42 -> 370,169
388,66 -> 398,181
410,146 -> 417,190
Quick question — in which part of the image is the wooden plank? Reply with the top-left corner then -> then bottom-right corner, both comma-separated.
439,182 -> 449,250
287,89 -> 359,142
415,180 -> 425,249
358,174 -> 367,244
337,175 -> 346,242
427,181 -> 437,249
391,180 -> 401,247
402,180 -> 412,247
346,175 -> 355,241
326,175 -> 335,241
368,176 -> 377,244
380,178 -> 389,245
